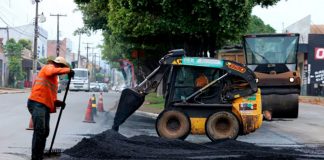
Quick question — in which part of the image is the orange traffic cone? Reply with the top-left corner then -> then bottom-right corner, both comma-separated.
26,117 -> 34,130
92,94 -> 97,116
97,92 -> 105,112
83,98 -> 95,123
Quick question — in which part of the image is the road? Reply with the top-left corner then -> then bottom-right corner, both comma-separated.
120,103 -> 324,148
0,91 -> 119,160
1,91 -> 324,159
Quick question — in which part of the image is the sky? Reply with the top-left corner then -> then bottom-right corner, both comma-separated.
0,0 -> 323,55
252,0 -> 324,32
0,0 -> 103,58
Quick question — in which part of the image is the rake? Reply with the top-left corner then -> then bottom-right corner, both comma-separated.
44,75 -> 72,157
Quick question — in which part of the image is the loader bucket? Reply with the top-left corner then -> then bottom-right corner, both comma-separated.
112,88 -> 145,131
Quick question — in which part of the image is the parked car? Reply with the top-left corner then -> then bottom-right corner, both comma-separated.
58,77 -> 67,93
90,82 -> 100,92
111,86 -> 116,91
99,83 -> 109,92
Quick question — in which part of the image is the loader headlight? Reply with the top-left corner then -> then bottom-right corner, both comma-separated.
255,78 -> 259,83
289,77 -> 294,83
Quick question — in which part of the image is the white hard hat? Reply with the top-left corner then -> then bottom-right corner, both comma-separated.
48,56 -> 69,67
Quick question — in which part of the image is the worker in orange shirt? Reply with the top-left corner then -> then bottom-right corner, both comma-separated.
195,73 -> 209,88
27,57 -> 74,160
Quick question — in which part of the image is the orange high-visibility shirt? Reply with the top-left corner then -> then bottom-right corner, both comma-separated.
195,74 -> 209,88
29,64 -> 70,113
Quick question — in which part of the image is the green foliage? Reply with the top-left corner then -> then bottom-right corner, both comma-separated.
38,58 -> 47,65
226,15 -> 276,45
75,0 -> 279,70
4,39 -> 23,57
38,56 -> 56,65
4,39 -> 25,87
8,56 -> 25,80
95,73 -> 105,82
246,15 -> 276,34
144,92 -> 164,109
73,27 -> 91,36
18,39 -> 32,50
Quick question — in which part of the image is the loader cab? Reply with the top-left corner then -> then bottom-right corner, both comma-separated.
165,65 -> 227,106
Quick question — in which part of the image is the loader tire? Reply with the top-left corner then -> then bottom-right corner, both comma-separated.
206,111 -> 239,141
156,109 -> 190,140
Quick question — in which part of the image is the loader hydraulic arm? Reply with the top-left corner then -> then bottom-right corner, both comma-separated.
134,49 -> 186,94
135,65 -> 171,95
112,50 -> 185,131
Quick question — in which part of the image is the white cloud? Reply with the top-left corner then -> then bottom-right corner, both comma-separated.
0,0 -> 103,55
253,0 -> 324,33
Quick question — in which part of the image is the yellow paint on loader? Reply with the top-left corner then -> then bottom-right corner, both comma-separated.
189,89 -> 262,135
190,118 -> 206,135
232,89 -> 262,134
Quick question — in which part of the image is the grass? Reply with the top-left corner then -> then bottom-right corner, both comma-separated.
144,93 -> 164,109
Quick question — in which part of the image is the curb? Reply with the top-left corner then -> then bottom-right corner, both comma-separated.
0,91 -> 26,94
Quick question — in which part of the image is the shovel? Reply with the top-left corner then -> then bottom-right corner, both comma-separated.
44,75 -> 72,156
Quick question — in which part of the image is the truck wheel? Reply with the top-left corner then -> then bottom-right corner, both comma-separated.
156,109 -> 190,140
206,111 -> 239,141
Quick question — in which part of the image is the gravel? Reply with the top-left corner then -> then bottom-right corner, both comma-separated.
61,129 -> 323,160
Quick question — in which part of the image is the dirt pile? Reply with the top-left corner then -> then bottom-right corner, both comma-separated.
62,130 -> 312,160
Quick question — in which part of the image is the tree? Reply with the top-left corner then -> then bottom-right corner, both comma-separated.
226,15 -> 276,45
246,15 -> 276,34
73,27 -> 91,67
4,39 -> 23,57
4,39 -> 25,87
38,56 -> 55,65
18,39 -> 32,50
75,0 -> 279,71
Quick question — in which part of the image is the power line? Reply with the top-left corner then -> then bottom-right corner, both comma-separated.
0,16 -> 34,37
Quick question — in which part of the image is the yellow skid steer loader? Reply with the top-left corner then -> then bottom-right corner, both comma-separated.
112,49 -> 262,141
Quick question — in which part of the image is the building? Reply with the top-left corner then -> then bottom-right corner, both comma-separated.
284,15 -> 324,96
47,38 -> 73,63
0,24 -> 48,87
0,38 -> 8,87
0,24 -> 48,59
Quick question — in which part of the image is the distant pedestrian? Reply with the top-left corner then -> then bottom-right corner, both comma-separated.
27,57 -> 74,160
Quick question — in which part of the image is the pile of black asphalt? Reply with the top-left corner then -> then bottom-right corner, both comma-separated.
61,129 -> 321,160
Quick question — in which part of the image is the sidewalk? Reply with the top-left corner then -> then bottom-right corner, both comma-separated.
299,96 -> 324,106
0,87 -> 30,94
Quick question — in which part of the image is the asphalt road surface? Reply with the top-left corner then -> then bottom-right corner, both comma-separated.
1,91 -> 324,159
0,91 -> 119,160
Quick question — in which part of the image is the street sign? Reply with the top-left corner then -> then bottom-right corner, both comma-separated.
315,48 -> 324,60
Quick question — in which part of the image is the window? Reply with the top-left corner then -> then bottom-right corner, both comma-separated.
171,66 -> 223,102
245,36 -> 298,64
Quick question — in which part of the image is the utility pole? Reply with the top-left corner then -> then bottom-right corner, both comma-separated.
84,43 -> 92,69
98,52 -> 101,71
91,48 -> 97,81
77,34 -> 81,68
33,0 -> 40,75
50,14 -> 67,57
